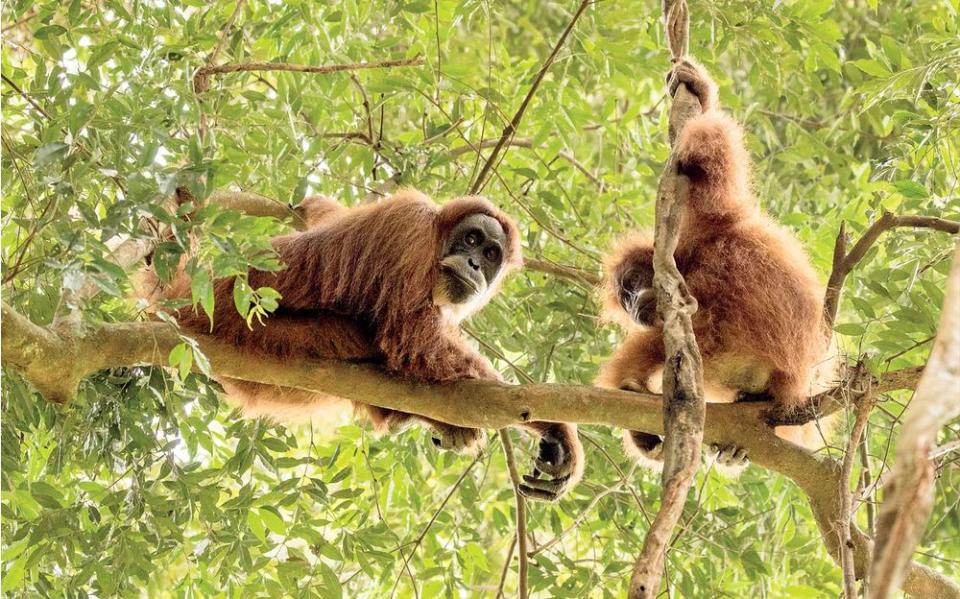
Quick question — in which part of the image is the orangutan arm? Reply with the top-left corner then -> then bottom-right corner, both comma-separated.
376,309 -> 501,383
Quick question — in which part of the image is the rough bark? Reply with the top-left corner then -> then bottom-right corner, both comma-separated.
839,393 -> 875,598
629,1 -> 706,596
499,430 -> 529,599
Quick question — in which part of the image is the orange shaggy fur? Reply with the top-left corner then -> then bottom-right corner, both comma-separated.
597,61 -> 835,459
140,189 -> 584,495
146,190 -> 521,429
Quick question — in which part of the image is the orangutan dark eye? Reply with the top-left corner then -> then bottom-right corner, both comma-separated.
465,231 -> 482,246
484,247 -> 501,263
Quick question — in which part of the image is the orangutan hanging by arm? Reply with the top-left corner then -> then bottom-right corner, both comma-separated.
597,59 -> 836,474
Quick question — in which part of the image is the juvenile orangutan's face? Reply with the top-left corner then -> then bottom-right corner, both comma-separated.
433,214 -> 507,308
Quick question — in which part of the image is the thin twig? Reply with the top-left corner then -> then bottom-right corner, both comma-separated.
840,392 -> 875,598
193,56 -> 426,94
468,0 -> 592,194
408,86 -> 602,261
525,258 -> 601,286
197,0 -> 245,140
390,455 -> 480,599
209,0 -> 245,66
432,0 -> 443,103
823,212 -> 959,330
499,430 -> 529,599
528,463 -> 637,557
931,440 -> 960,461
495,534 -> 518,599
1,73 -> 52,118
2,75 -> 127,193
349,73 -> 376,151
360,440 -> 419,592
859,433 -> 875,538
1,8 -> 39,32
450,138 -> 605,190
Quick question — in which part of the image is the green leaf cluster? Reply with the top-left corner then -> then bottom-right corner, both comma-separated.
2,0 -> 958,596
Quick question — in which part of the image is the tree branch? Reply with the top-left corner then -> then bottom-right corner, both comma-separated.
869,241 -> 960,599
763,361 -> 931,428
823,212 -> 959,331
0,303 -> 957,599
468,0 -> 592,194
523,258 -> 601,286
207,0 -> 245,68
449,138 -> 605,190
629,1 -> 705,596
193,56 -> 426,94
1,72 -> 52,119
2,303 -> 955,597
499,430 -> 529,599
527,464 -> 634,557
2,74 -> 127,192
495,534 -> 518,599
196,0 -> 245,140
840,391 -> 876,598
390,455 -> 479,598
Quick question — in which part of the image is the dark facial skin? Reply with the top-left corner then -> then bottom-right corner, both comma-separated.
615,261 -> 658,326
438,214 -> 506,304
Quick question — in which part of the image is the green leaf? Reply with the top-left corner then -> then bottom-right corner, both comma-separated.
813,42 -> 841,73
35,142 -> 70,166
894,180 -> 927,199
1,537 -> 31,562
190,269 -> 215,329
152,242 -> 184,283
258,507 -> 286,536
34,25 -> 67,39
233,278 -> 253,319
168,342 -> 193,380
851,59 -> 891,78
834,323 -> 865,336
256,286 -> 281,313
247,509 -> 267,542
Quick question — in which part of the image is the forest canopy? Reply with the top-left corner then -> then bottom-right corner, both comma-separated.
2,1 -> 959,597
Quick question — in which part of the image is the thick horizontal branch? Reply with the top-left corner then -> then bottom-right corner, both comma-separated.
207,189 -> 306,226
1,303 -> 954,598
763,361 -> 928,428
193,56 -> 425,93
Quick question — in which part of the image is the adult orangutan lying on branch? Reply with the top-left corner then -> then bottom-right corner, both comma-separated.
138,188 -> 584,501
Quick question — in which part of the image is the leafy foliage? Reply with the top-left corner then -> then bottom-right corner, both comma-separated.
2,0 -> 958,597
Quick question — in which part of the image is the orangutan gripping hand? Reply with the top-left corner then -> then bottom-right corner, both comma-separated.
143,189 -> 584,501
